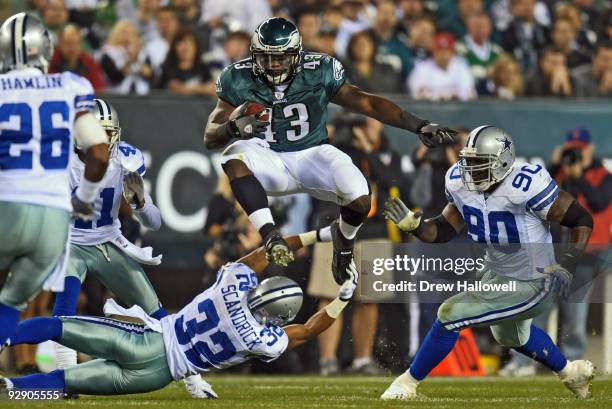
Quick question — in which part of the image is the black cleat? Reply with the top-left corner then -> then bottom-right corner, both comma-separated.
264,228 -> 294,267
0,377 -> 10,395
331,220 -> 355,285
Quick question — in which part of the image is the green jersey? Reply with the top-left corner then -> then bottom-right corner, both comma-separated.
216,52 -> 346,152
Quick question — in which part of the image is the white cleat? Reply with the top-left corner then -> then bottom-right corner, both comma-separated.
183,375 -> 218,399
558,360 -> 595,399
380,373 -> 418,400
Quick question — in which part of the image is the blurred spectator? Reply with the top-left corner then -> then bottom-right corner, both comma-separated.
49,25 -> 106,90
160,29 -> 215,96
572,41 -> 612,97
335,0 -> 371,59
316,27 -> 339,56
490,0 -> 551,32
408,32 -> 476,101
344,31 -> 403,93
200,0 -> 272,33
457,11 -> 504,95
126,0 -> 161,44
100,20 -> 153,95
297,9 -> 322,52
371,0 -> 414,80
322,5 -> 344,30
571,0 -> 601,39
406,16 -> 436,62
203,176 -> 238,238
64,0 -> 99,48
600,8 -> 612,42
144,6 -> 180,80
441,0 -> 485,39
525,47 -> 573,96
173,0 -> 202,32
42,0 -> 69,45
551,16 -> 591,69
489,54 -> 525,99
501,0 -> 550,75
555,3 -> 598,52
206,31 -> 251,78
28,0 -> 49,17
398,0 -> 426,29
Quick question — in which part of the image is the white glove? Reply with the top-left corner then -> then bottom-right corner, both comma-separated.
537,264 -> 572,299
383,197 -> 422,232
338,260 -> 359,301
123,172 -> 145,208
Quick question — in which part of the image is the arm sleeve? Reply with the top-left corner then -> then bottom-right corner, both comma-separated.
133,192 -> 162,230
66,72 -> 95,114
215,66 -> 242,106
525,168 -> 561,220
322,56 -> 346,99
100,53 -> 125,84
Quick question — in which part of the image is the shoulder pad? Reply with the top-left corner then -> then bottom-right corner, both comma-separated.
117,142 -> 146,175
444,163 -> 463,204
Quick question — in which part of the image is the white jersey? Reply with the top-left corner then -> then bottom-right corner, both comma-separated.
0,68 -> 94,211
70,142 -> 146,246
161,262 -> 289,379
445,162 -> 560,280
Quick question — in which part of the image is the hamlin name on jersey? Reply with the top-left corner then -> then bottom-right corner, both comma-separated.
161,262 -> 288,380
0,69 -> 95,211
445,162 -> 560,280
70,142 -> 146,246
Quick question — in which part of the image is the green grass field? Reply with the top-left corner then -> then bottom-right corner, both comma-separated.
2,376 -> 611,409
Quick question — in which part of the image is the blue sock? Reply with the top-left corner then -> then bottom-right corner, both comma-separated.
514,325 -> 567,372
150,306 -> 168,320
10,369 -> 66,391
0,302 -> 21,346
52,276 -> 81,316
408,320 -> 459,381
10,317 -> 62,345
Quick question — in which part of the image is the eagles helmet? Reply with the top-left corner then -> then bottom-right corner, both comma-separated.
0,13 -> 53,74
93,98 -> 121,150
247,276 -> 303,327
458,125 -> 516,192
251,17 -> 302,85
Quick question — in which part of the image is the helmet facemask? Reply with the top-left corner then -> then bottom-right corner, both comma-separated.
459,147 -> 514,192
252,49 -> 300,86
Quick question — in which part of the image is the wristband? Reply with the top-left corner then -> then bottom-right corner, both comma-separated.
75,178 -> 101,203
324,297 -> 349,319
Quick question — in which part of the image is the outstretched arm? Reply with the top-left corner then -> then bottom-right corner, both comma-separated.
284,263 -> 358,350
383,197 -> 465,243
331,83 -> 456,147
237,228 -> 330,275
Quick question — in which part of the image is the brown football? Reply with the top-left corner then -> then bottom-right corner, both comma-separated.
231,101 -> 270,122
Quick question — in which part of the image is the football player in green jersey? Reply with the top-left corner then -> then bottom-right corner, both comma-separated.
204,17 -> 456,285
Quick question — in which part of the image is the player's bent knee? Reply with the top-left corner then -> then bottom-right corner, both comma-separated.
490,326 -> 524,347
222,159 -> 252,180
346,194 -> 371,216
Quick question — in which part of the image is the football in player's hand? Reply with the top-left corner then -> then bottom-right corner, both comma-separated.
232,101 -> 270,122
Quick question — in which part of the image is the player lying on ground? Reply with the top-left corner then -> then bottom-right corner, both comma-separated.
1,229 -> 357,397
204,17 -> 456,286
49,98 -> 213,399
381,126 -> 595,400
0,14 -> 110,348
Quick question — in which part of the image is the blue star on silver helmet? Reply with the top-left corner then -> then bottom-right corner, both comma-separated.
247,276 -> 303,327
458,125 -> 516,192
0,13 -> 53,74
250,17 -> 302,85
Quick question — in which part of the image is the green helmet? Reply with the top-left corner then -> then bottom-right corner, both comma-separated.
250,17 -> 302,85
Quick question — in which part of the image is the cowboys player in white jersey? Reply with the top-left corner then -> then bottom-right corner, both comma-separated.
0,13 -> 110,348
381,126 -> 595,400
1,229 -> 358,398
51,98 -> 216,399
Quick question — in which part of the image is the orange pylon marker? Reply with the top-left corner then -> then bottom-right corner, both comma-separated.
429,329 -> 485,377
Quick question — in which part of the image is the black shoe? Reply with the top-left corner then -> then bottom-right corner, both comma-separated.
0,377 -> 9,395
263,228 -> 294,267
331,220 -> 354,285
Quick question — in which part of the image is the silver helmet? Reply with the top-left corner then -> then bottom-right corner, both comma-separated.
247,276 -> 303,327
93,98 -> 121,149
0,13 -> 53,74
459,125 -> 516,192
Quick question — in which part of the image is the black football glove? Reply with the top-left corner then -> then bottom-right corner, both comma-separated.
228,106 -> 268,139
417,122 -> 458,148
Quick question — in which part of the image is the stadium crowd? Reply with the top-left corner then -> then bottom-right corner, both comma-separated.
5,0 -> 612,98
